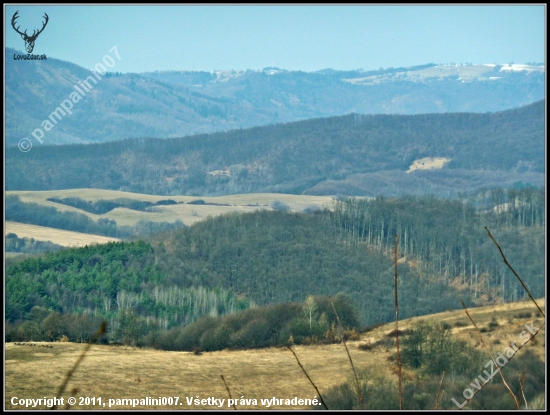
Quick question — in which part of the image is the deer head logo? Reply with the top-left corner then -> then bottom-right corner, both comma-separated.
11,10 -> 49,54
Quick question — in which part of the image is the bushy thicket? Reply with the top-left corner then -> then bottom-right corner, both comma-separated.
5,307 -> 105,343
46,197 -> 180,214
322,322 -> 545,410
400,321 -> 484,376
157,294 -> 361,352
5,233 -> 64,254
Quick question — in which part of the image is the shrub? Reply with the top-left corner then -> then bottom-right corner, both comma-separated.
369,336 -> 395,349
487,317 -> 500,330
156,199 -> 178,206
284,317 -> 312,344
270,200 -> 290,211
314,293 -> 361,330
343,328 -> 361,341
322,347 -> 545,410
358,342 -> 372,351
178,316 -> 218,351
155,297 -> 361,352
361,322 -> 385,333
385,328 -> 411,337
200,323 -> 232,351
229,319 -> 271,349
401,321 -> 484,376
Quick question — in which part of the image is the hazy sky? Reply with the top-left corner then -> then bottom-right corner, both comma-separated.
5,4 -> 546,73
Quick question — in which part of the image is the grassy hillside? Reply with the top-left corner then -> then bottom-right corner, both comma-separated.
7,100 -> 544,197
5,221 -> 121,247
5,189 -> 334,227
5,298 -> 544,410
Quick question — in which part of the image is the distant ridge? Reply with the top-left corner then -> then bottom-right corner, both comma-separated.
6,46 -> 544,147
6,100 -> 544,197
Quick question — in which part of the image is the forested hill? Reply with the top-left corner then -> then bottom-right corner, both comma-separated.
7,100 -> 544,197
6,189 -> 545,343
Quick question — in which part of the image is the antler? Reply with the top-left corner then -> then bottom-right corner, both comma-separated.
28,12 -> 49,40
11,10 -> 26,37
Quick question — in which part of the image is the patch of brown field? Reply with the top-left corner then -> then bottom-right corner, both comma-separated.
6,189 -> 337,228
103,204 -> 269,227
406,157 -> 450,173
5,222 -> 121,247
5,298 -> 544,410
207,169 -> 230,176
5,341 -> 390,410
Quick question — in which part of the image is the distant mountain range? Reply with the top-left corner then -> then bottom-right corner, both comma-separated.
6,100 -> 544,197
6,47 -> 544,147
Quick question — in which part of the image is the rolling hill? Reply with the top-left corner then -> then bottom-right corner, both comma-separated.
5,189 -> 334,227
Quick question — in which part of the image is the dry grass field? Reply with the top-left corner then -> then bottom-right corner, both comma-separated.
6,189 -> 337,228
5,221 -> 121,247
5,298 -> 544,410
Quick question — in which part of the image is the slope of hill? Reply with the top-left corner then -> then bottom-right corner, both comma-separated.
5,298 -> 545,410
5,189 -> 334,227
6,46 -> 544,147
7,100 -> 545,197
6,191 -> 545,333
5,221 -> 121,247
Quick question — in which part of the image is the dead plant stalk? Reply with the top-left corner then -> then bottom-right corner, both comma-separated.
394,234 -> 403,410
286,346 -> 328,410
220,375 -> 237,410
329,296 -> 364,408
460,300 -> 519,409
435,370 -> 446,410
484,226 -> 544,317
52,321 -> 107,410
